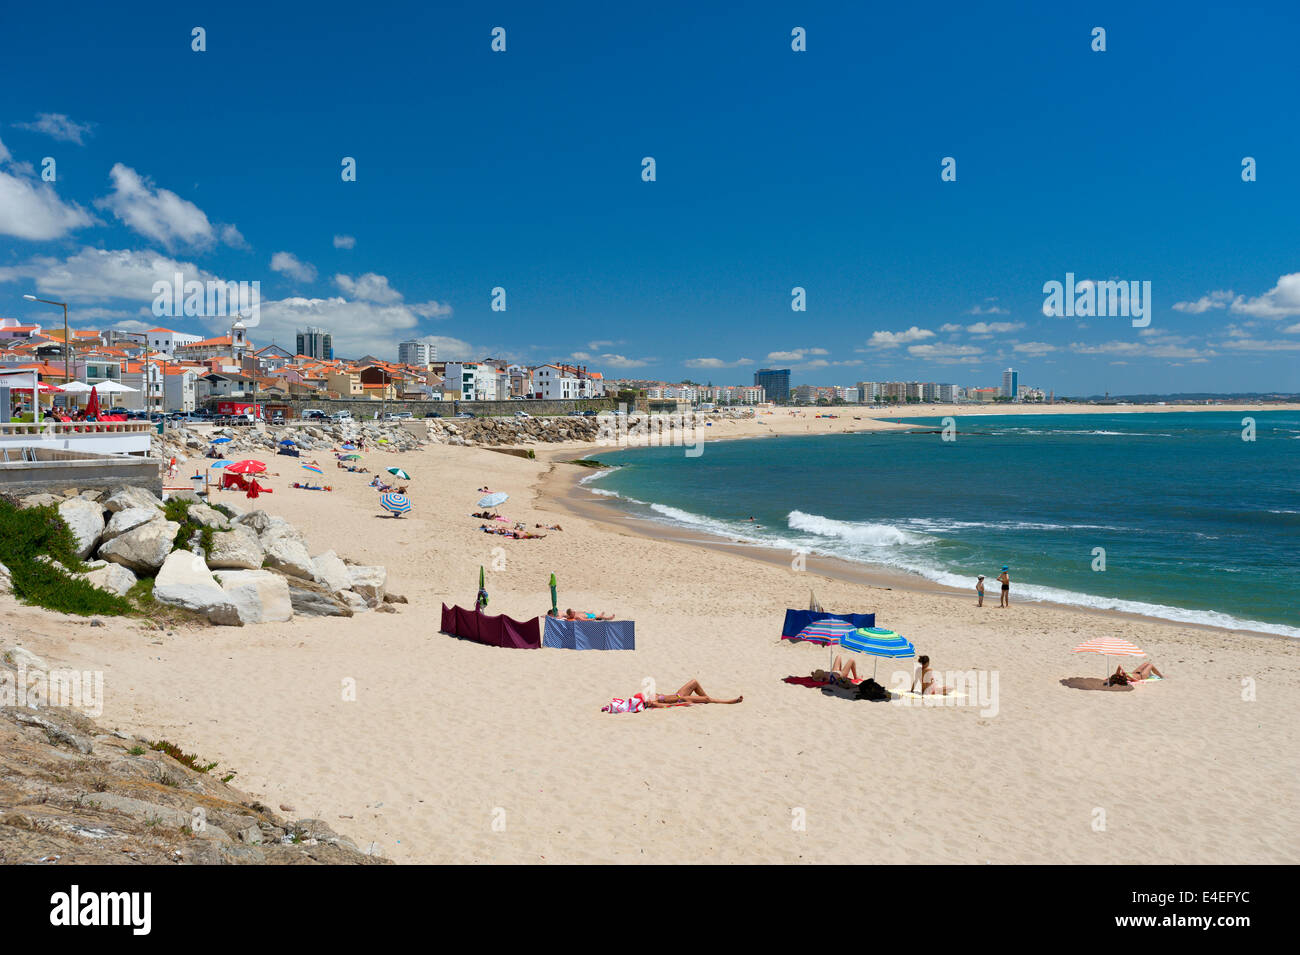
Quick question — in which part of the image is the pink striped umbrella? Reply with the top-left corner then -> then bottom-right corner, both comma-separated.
1072,636 -> 1146,676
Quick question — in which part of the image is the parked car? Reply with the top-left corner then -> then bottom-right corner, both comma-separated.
424,411 -> 443,418
455,412 -> 474,419
328,411 -> 352,421
514,411 -> 531,418
107,406 -> 130,416
303,409 -> 327,420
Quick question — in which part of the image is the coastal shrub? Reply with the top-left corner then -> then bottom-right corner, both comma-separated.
0,496 -> 134,617
148,740 -> 218,774
165,498 -> 215,555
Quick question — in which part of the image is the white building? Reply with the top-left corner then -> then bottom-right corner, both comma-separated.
398,340 -> 435,367
145,327 -> 202,355
531,364 -> 581,400
443,361 -> 500,401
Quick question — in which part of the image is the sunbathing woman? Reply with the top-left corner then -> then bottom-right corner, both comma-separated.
565,608 -> 613,620
910,654 -> 952,695
1112,662 -> 1164,684
645,679 -> 743,707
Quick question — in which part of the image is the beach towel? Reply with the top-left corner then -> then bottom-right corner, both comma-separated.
601,694 -> 646,714
782,676 -> 831,688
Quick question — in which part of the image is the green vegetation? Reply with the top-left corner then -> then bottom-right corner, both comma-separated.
164,498 -> 215,555
0,496 -> 134,616
567,459 -> 608,469
148,740 -> 218,774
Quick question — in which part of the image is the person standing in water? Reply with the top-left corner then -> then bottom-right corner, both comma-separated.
997,566 -> 1011,608
976,574 -> 985,607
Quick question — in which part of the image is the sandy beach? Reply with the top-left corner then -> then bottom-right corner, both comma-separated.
4,404 -> 1298,864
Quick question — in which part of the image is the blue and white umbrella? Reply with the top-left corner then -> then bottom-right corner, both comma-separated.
380,492 -> 412,516
477,491 -> 508,508
279,438 -> 296,446
208,460 -> 232,468
210,436 -> 232,444
840,627 -> 916,679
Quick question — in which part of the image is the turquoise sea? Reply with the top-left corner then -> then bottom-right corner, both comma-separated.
585,411 -> 1300,637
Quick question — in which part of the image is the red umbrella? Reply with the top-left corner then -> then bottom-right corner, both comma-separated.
225,460 -> 267,474
86,386 -> 100,418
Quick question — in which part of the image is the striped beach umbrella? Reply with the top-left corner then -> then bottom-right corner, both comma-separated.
793,619 -> 858,646
341,453 -> 362,460
1072,636 -> 1146,676
841,627 -> 916,679
302,464 -> 324,474
386,467 -> 411,480
380,492 -> 411,516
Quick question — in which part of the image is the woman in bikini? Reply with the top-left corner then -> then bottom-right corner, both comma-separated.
910,654 -> 952,695
645,679 -> 743,707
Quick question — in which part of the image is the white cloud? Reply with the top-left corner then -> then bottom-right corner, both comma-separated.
0,138 -> 97,240
0,246 -> 219,304
1069,341 -> 1210,360
866,327 -> 934,348
270,251 -> 317,283
96,163 -> 236,251
966,321 -> 1024,335
766,347 -> 828,362
684,357 -> 752,368
255,296 -> 434,359
906,342 -> 983,363
568,351 -> 650,368
1173,290 -> 1233,313
334,272 -> 402,303
967,304 -> 1009,315
1229,273 -> 1300,318
333,234 -> 356,249
1219,337 -> 1300,352
1012,341 -> 1057,356
14,113 -> 95,145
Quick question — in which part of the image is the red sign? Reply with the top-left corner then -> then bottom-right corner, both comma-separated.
216,402 -> 263,418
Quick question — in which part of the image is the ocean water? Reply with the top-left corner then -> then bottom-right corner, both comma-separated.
584,411 -> 1300,637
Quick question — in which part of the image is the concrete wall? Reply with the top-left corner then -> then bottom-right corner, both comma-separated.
234,396 -> 617,419
0,449 -> 161,498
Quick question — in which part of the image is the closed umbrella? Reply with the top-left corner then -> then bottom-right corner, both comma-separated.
85,386 -> 100,418
477,565 -> 488,609
549,573 -> 557,616
477,491 -> 508,508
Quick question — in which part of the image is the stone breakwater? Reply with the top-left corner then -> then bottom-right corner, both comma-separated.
4,485 -> 402,626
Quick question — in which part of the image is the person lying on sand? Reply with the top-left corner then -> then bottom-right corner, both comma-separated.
646,679 -> 743,707
1109,662 -> 1164,685
910,654 -> 952,695
535,523 -> 563,531
565,608 -> 613,620
812,656 -> 860,687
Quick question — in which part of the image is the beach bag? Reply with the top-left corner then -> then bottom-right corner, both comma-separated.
856,679 -> 890,702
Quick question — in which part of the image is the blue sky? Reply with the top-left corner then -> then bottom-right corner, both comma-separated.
1,0 -> 1298,395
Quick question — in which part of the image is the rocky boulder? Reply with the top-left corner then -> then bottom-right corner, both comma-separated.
104,485 -> 162,513
261,527 -> 315,580
187,504 -> 231,530
98,519 -> 180,573
101,506 -> 159,542
282,575 -> 354,617
152,551 -> 242,626
57,498 -> 106,560
347,565 -> 388,606
311,550 -> 352,595
217,570 -> 292,624
81,562 -> 137,596
0,561 -> 11,596
206,524 -> 265,570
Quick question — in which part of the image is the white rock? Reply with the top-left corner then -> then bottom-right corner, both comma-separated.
216,570 -> 292,624
346,565 -> 388,606
340,590 -> 371,612
187,504 -> 231,529
0,561 -> 11,595
152,551 -> 243,626
311,551 -> 352,595
262,532 -> 315,580
206,524 -> 265,570
98,520 -> 180,573
104,485 -> 162,513
82,562 -> 137,596
57,498 -> 106,560
101,507 -> 159,542
4,646 -> 47,670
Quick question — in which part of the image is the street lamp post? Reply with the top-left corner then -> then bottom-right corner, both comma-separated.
23,293 -> 72,390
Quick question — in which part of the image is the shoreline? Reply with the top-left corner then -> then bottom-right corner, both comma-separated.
533,421 -> 1297,642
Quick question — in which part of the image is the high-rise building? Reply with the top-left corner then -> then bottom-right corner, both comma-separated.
296,326 -> 333,360
398,339 -> 435,367
1001,368 -> 1019,399
754,368 -> 791,404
